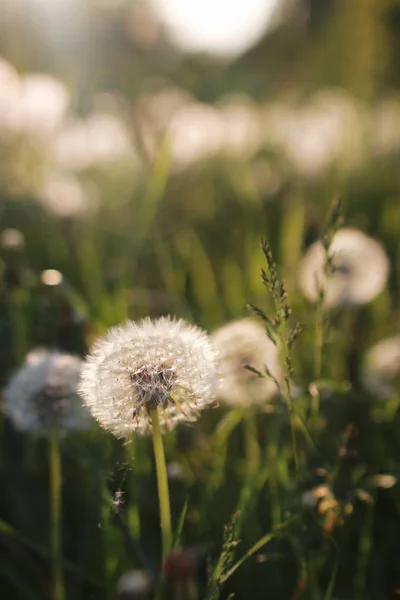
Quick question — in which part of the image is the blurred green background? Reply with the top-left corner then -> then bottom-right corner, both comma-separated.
0,1 -> 400,599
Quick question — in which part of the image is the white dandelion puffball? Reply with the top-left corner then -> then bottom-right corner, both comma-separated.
8,74 -> 69,137
53,113 -> 136,171
38,172 -> 98,219
4,349 -> 92,434
78,317 -> 218,437
298,228 -> 390,309
211,318 -> 283,407
362,336 -> 400,397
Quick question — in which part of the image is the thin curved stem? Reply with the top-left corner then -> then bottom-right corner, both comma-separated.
49,432 -> 64,600
151,409 -> 172,562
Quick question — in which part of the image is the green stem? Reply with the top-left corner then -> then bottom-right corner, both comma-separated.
312,299 -> 325,436
277,336 -> 299,473
314,301 -> 324,381
267,438 -> 281,529
151,409 -> 172,561
49,433 -> 64,600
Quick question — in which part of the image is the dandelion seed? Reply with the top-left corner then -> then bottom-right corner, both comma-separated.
78,316 -> 218,437
361,336 -> 400,397
211,318 -> 283,407
298,228 -> 389,308
4,349 -> 92,434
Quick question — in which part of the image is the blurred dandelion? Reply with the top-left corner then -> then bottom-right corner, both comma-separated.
211,318 -> 282,407
40,269 -> 63,287
167,460 -> 184,484
4,348 -> 91,600
53,113 -> 136,172
0,228 -> 25,252
38,172 -> 98,219
167,103 -> 225,168
218,98 -> 262,158
361,336 -> 400,397
0,58 -> 20,132
79,316 -> 217,560
4,348 -> 91,434
263,89 -> 366,179
298,228 -> 389,308
117,569 -> 152,600
8,74 -> 69,138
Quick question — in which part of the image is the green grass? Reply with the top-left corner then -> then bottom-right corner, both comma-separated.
0,173 -> 399,600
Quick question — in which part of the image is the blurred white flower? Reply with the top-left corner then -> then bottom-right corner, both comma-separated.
362,336 -> 400,397
79,317 -> 218,437
0,228 -> 25,252
0,58 -> 20,132
149,0 -> 281,58
54,113 -> 136,171
40,269 -> 63,286
219,98 -> 262,158
138,86 -> 193,131
264,89 -> 366,179
117,569 -> 151,600
38,172 -> 98,218
167,103 -> 225,168
211,318 -> 282,407
4,349 -> 92,434
298,228 -> 390,308
7,74 -> 69,137
167,460 -> 184,483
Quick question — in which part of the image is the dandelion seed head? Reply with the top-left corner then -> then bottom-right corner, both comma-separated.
9,74 -> 69,137
79,316 -> 218,437
4,349 -> 92,434
362,336 -> 400,397
41,269 -> 63,286
298,228 -> 389,308
0,228 -> 25,252
38,172 -> 98,219
211,318 -> 282,407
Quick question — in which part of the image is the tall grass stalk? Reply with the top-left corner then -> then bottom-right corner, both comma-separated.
312,197 -> 343,430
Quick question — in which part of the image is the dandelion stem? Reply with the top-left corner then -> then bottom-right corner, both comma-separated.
49,432 -> 64,600
151,408 -> 172,562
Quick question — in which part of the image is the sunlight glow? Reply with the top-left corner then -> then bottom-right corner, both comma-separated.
150,0 -> 282,57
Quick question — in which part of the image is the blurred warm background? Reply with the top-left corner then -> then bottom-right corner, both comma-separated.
0,0 -> 399,330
